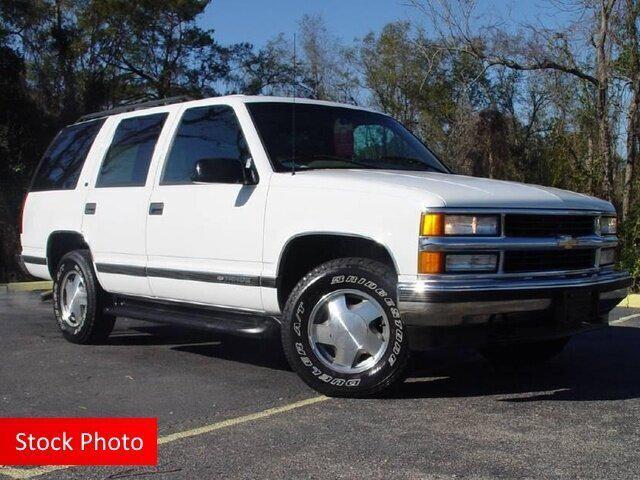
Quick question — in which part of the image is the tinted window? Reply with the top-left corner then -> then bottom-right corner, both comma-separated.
162,105 -> 249,184
353,124 -> 415,160
247,102 -> 447,173
96,113 -> 168,187
30,119 -> 105,192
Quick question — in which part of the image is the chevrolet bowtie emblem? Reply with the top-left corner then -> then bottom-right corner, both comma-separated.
557,235 -> 579,249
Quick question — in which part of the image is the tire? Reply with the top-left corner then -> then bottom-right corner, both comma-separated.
281,258 -> 409,398
480,337 -> 570,367
53,249 -> 115,344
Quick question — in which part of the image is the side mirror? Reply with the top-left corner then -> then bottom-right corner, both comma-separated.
192,158 -> 250,184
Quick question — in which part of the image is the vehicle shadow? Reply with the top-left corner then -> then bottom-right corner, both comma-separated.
106,325 -> 222,346
393,325 -> 640,402
109,320 -> 640,400
173,334 -> 290,371
107,323 -> 290,371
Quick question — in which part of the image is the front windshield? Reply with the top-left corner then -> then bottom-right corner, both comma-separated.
246,102 -> 448,173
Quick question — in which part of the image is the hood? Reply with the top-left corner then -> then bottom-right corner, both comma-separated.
283,170 -> 614,212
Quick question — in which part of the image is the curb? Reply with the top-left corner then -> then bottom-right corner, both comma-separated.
619,294 -> 640,309
0,281 -> 53,293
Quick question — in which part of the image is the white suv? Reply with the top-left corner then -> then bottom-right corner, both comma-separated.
20,95 -> 631,397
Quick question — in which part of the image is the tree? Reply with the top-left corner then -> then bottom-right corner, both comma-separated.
408,0 -> 622,203
297,13 -> 359,103
90,0 -> 232,99
231,34 -> 296,95
0,1 -> 57,281
614,0 -> 640,219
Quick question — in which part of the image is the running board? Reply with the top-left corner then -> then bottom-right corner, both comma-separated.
104,297 -> 280,338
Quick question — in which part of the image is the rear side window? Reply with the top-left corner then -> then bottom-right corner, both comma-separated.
161,105 -> 249,185
96,113 -> 168,188
30,119 -> 105,192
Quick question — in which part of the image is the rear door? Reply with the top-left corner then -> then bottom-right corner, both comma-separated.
82,111 -> 173,297
145,103 -> 267,309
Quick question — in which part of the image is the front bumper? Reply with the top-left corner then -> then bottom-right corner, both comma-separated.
398,270 -> 631,327
398,270 -> 631,350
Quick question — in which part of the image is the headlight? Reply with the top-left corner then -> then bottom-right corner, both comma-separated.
600,216 -> 617,235
421,213 -> 499,236
599,248 -> 616,266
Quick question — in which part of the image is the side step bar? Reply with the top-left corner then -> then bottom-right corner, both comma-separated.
104,297 -> 280,338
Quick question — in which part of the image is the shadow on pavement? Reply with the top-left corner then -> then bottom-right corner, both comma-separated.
107,319 -> 640,400
106,323 -> 290,371
173,334 -> 290,371
395,325 -> 640,402
106,325 -> 222,346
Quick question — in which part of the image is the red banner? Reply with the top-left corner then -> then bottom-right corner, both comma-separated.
0,418 -> 157,466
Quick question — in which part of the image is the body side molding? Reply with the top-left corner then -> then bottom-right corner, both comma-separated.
95,263 -> 277,288
21,255 -> 47,265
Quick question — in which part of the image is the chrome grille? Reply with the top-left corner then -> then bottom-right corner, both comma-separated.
503,250 -> 596,274
504,214 -> 595,237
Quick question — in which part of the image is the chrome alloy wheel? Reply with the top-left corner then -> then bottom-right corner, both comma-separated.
60,270 -> 88,328
308,289 -> 390,374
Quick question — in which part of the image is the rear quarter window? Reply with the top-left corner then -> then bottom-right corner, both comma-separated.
30,119 -> 105,192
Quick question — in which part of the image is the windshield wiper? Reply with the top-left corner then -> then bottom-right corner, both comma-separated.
371,156 -> 443,172
281,154 -> 443,172
282,154 -> 379,170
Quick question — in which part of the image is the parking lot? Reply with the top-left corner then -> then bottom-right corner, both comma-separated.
1,291 -> 640,479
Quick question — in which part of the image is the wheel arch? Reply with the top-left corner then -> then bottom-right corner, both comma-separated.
46,230 -> 91,277
274,232 -> 398,309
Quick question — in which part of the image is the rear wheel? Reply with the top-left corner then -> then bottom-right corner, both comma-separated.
281,258 -> 409,397
53,250 -> 115,344
480,338 -> 570,367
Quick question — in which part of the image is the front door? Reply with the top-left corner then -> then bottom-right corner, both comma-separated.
146,104 -> 267,310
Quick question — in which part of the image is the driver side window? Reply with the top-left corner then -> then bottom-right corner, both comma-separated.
161,105 -> 248,185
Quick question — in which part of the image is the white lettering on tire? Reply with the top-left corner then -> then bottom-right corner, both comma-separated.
293,272 -> 404,387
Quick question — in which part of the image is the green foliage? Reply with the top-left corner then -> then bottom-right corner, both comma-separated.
620,211 -> 640,291
88,0 -> 232,98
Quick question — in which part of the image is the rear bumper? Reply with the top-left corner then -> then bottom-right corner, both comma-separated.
398,269 -> 630,326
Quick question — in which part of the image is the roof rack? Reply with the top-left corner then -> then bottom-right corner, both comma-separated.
76,95 -> 194,123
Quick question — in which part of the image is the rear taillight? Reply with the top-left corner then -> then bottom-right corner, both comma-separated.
18,194 -> 27,234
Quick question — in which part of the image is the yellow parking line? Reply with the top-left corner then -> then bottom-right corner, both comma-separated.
157,395 -> 328,445
0,396 -> 329,479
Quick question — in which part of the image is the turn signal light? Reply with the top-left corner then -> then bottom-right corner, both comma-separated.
421,213 -> 444,236
418,251 -> 443,274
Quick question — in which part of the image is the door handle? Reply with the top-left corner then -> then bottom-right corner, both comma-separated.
84,203 -> 96,215
149,202 -> 164,215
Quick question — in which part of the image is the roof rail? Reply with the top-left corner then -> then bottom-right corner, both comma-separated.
76,95 -> 194,123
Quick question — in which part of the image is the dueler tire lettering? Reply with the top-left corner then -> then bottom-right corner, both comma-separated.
281,258 -> 409,398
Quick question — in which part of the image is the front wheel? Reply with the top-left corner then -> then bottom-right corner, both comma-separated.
281,258 -> 409,398
480,338 -> 570,367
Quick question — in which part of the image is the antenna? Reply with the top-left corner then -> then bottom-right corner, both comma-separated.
291,32 -> 297,176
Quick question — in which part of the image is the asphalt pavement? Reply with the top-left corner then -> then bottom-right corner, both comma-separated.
1,291 -> 640,479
